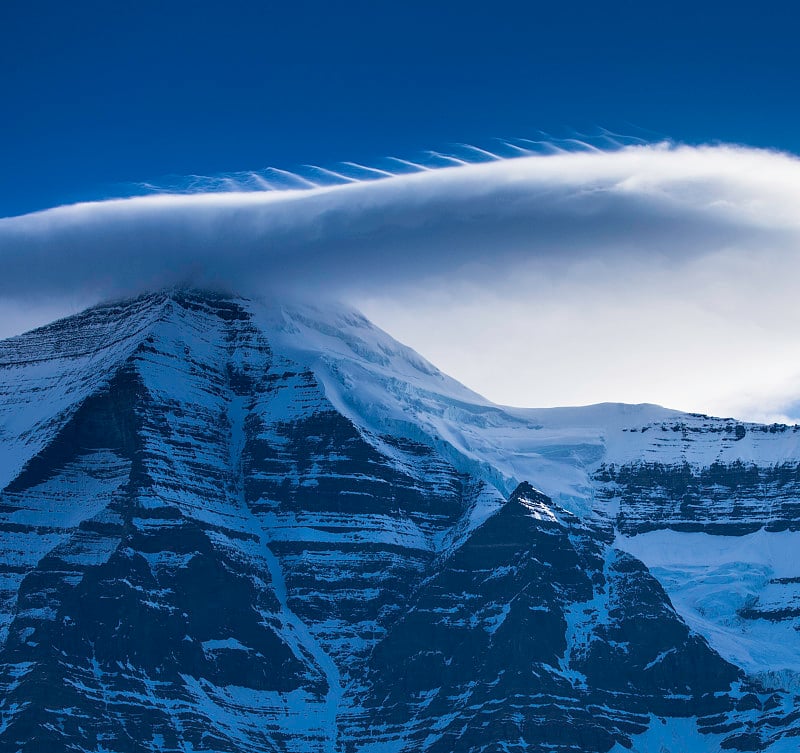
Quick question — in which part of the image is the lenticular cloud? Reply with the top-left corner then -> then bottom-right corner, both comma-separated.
2,142 -> 798,301
3,142 -> 800,422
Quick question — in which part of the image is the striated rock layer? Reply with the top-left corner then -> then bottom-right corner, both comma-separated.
0,290 -> 798,752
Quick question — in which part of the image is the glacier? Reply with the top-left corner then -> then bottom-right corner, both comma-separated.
0,289 -> 799,752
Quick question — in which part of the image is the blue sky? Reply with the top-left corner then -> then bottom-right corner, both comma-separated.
2,0 -> 798,218
3,2 -> 800,420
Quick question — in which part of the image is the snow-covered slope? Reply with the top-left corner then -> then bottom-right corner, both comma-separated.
0,290 -> 799,752
260,301 -> 800,699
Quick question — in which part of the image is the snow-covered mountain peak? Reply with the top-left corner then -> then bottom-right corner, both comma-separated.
6,287 -> 800,511
2,289 -> 800,752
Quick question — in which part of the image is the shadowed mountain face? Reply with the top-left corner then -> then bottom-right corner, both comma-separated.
0,291 -> 798,752
354,484 -> 745,753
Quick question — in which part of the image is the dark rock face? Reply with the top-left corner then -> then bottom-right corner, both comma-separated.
354,483 -> 742,753
596,460 -> 800,535
0,291 -> 797,752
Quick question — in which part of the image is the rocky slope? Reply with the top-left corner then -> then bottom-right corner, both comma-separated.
0,290 -> 798,752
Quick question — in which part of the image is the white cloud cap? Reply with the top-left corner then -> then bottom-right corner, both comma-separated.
2,142 -> 799,422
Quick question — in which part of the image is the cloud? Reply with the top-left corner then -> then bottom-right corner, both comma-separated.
2,142 -> 800,421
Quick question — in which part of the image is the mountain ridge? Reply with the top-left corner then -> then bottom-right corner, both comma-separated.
1,289 -> 799,752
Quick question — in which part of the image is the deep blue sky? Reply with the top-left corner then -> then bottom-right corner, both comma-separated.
1,0 -> 798,218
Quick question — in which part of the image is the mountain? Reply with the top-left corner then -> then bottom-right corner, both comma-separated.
0,289 -> 799,752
